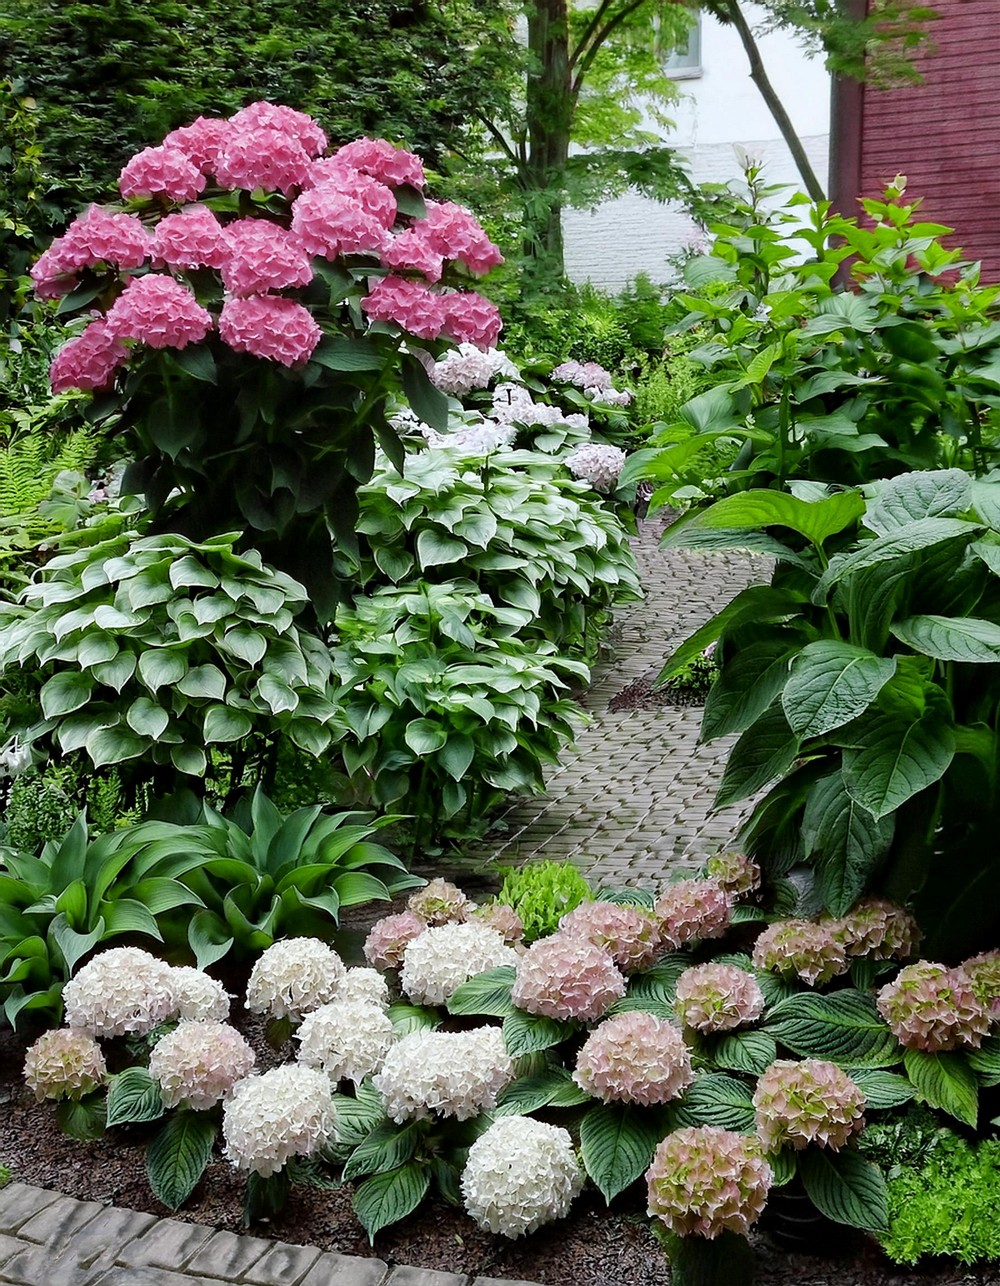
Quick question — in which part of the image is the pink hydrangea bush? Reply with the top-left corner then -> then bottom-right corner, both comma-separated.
752,1059 -> 866,1152
511,934 -> 626,1022
876,961 -> 990,1052
674,963 -> 765,1033
751,919 -> 848,987
963,951 -> 1000,1017
573,1011 -> 694,1105
655,879 -> 732,949
407,878 -> 475,926
647,1127 -> 773,1239
49,321 -> 128,395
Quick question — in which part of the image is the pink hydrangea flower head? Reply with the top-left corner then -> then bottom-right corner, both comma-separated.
361,276 -> 447,340
219,295 -> 320,366
564,443 -> 627,493
381,228 -> 444,282
163,116 -> 234,172
119,144 -> 206,203
152,204 -> 229,271
674,963 -> 766,1033
149,1020 -> 256,1111
472,902 -> 525,944
105,275 -> 214,350
753,1059 -> 866,1152
552,359 -> 613,391
303,162 -> 397,229
220,219 -> 314,296
511,933 -> 625,1022
420,201 -> 504,275
214,126 -> 312,195
230,101 -> 328,157
23,1029 -> 107,1103
826,898 -> 922,960
655,878 -> 732,949
876,961 -> 991,1052
963,951 -> 1000,1017
558,901 -> 661,973
441,292 -> 503,349
751,919 -> 847,987
30,244 -> 81,300
291,185 -> 389,260
363,910 -> 428,970
35,207 -> 153,292
704,851 -> 762,898
331,137 -> 425,189
574,1010 -> 694,1105
407,878 -> 475,926
49,320 -> 128,394
647,1126 -> 773,1239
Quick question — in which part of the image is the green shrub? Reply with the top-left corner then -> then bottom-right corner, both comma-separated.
1,762 -> 134,850
495,860 -> 592,940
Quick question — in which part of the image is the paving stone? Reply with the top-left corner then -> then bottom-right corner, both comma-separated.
16,1194 -> 105,1248
470,1278 -> 544,1286
383,1269 -> 467,1286
300,1251 -> 388,1285
0,1241 -> 116,1286
0,1185 -> 60,1234
185,1229 -> 273,1277
242,1241 -> 323,1285
0,1236 -> 31,1270
51,1204 -> 156,1261
90,1268 -> 220,1286
117,1217 -> 215,1269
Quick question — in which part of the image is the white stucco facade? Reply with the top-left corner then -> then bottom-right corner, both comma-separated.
563,4 -> 831,289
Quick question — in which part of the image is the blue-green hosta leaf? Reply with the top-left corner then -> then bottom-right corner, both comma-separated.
40,671 -> 93,719
202,704 -> 253,743
187,909 -> 233,969
256,673 -> 299,715
842,709 -> 955,821
579,1102 -> 664,1203
171,744 -> 207,777
782,641 -> 896,740
77,633 -> 119,668
404,718 -> 447,756
125,696 -> 170,740
137,648 -> 187,692
90,651 -> 138,693
798,1148 -> 889,1233
863,469 -> 972,535
177,664 -> 228,701
169,555 -> 219,591
891,615 -> 1000,663
85,724 -> 150,768
219,626 -> 267,666
764,990 -> 899,1067
415,529 -> 467,570
904,1048 -> 978,1127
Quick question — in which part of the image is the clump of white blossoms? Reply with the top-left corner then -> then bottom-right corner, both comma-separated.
295,999 -> 396,1087
63,947 -> 177,1037
168,967 -> 230,1022
462,1115 -> 584,1238
223,1064 -> 337,1177
430,343 -> 519,395
23,1029 -> 107,1102
245,937 -> 346,1020
422,420 -> 518,455
373,1027 -> 514,1122
491,382 -> 589,431
338,967 -> 391,1010
400,921 -> 520,1006
564,444 -> 627,493
149,1021 -> 256,1110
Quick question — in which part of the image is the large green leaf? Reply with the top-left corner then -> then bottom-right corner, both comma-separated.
846,1069 -> 914,1110
494,1067 -> 590,1115
126,696 -> 170,740
503,1010 -> 575,1058
40,671 -> 93,718
403,717 -> 447,755
187,909 -> 234,968
683,488 -> 864,549
85,725 -> 150,767
842,708 -> 955,820
146,1111 -> 216,1211
782,641 -> 896,739
203,705 -> 253,743
579,1102 -> 664,1203
343,1120 -> 421,1183
447,966 -> 517,1019
903,1048 -> 978,1127
415,529 -> 467,570
814,517 -> 981,601
137,648 -> 187,692
701,637 -> 796,740
763,991 -> 900,1067
863,469 -> 972,535
801,770 -> 894,915
714,704 -> 800,809
659,585 -> 808,681
352,1161 -> 430,1243
891,615 -> 1000,663
797,1148 -> 889,1233
106,1067 -> 165,1128
710,1031 -> 777,1076
673,1074 -> 756,1131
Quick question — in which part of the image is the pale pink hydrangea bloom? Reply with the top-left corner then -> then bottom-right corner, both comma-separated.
559,901 -> 661,973
963,951 -> 1000,1017
422,421 -> 519,455
511,934 -> 626,1022
63,947 -> 176,1037
408,877 -> 475,926
332,137 -> 425,188
491,382 -> 588,431
363,910 -> 428,970
23,1029 -> 107,1102
214,126 -> 312,195
574,1010 -> 694,1105
876,961 -> 991,1052
245,937 -> 346,1020
441,292 -> 503,349
429,344 -> 518,395
753,1059 -> 866,1151
825,898 -> 922,960
473,902 -> 525,944
296,999 -> 396,1086
105,275 -> 214,350
361,276 -> 447,340
655,878 -> 732,949
118,144 -> 206,203
373,1027 -> 513,1122
647,1126 -> 773,1239
462,1116 -> 584,1238
291,186 -> 389,259
219,295 -> 321,366
381,228 -> 444,282
400,921 -> 520,1007
162,116 -> 234,172
49,320 -> 128,394
230,101 -> 328,157
223,1064 -> 337,1176
152,205 -> 229,271
167,966 -> 231,1023
564,444 -> 627,493
303,163 -> 397,229
149,1020 -> 256,1110
220,219 -> 314,296
553,360 -> 613,391
704,851 -> 761,898
674,963 -> 765,1033
752,920 -> 848,987
421,201 -> 503,275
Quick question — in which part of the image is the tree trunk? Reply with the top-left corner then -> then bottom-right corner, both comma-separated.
523,0 -> 573,287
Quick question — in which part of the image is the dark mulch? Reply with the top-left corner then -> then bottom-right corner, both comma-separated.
608,669 -> 709,712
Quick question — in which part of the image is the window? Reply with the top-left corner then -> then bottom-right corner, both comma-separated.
665,12 -> 702,79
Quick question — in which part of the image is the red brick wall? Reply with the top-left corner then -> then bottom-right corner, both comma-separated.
857,0 -> 1000,280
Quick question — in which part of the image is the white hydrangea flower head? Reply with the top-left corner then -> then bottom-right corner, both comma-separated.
149,1020 -> 256,1110
223,1064 -> 337,1177
63,947 -> 177,1037
400,921 -> 520,1006
564,444 -> 628,493
296,999 -> 396,1086
23,1029 -> 107,1102
552,359 -> 613,390
430,343 -> 519,395
338,967 -> 391,1010
491,383 -> 588,430
462,1115 -> 584,1238
168,966 -> 231,1022
422,420 -> 518,455
245,937 -> 346,1020
373,1027 -> 514,1122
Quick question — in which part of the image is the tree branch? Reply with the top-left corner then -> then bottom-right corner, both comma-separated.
474,112 -> 523,170
570,0 -> 648,101
568,0 -> 617,72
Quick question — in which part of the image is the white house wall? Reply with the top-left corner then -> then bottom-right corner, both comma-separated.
562,4 -> 831,289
